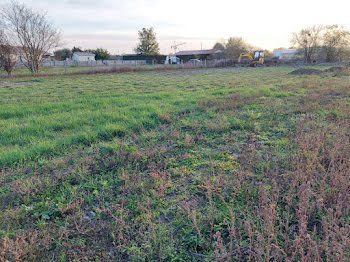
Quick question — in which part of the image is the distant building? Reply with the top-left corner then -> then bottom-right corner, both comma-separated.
165,56 -> 180,64
273,49 -> 300,60
176,49 -> 220,62
121,54 -> 166,64
4,46 -> 52,64
72,52 -> 95,62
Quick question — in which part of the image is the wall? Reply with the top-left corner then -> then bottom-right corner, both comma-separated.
72,54 -> 95,62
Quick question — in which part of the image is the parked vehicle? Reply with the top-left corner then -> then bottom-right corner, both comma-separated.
165,56 -> 180,65
188,59 -> 201,64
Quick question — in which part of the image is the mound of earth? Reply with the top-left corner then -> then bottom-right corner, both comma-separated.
289,68 -> 323,75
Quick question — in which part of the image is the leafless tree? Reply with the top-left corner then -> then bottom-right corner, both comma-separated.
0,29 -> 17,76
322,24 -> 350,62
292,25 -> 323,64
1,1 -> 61,75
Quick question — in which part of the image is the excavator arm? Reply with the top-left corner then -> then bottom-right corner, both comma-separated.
238,51 -> 264,66
238,53 -> 254,63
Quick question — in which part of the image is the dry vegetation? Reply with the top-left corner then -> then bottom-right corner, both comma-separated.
1,67 -> 350,261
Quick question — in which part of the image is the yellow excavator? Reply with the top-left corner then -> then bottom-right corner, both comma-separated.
238,50 -> 264,66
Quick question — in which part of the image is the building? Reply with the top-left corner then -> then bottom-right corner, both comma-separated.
165,56 -> 181,64
72,52 -> 95,62
2,46 -> 52,65
176,49 -> 220,62
121,54 -> 166,64
273,49 -> 300,60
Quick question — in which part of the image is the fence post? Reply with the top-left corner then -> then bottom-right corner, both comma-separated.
64,60 -> 67,75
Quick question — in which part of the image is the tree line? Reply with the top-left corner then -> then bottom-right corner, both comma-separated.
211,25 -> 350,63
212,37 -> 272,59
292,25 -> 350,63
54,47 -> 111,61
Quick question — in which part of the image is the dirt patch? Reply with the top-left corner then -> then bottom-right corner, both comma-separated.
0,81 -> 31,88
289,68 -> 323,75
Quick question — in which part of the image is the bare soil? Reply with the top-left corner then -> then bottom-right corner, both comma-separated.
289,68 -> 323,75
0,81 -> 31,88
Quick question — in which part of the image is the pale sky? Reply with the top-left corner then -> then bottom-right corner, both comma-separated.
13,0 -> 350,54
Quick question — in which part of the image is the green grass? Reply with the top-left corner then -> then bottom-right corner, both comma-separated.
0,67 -> 297,167
1,66 -> 350,261
1,66 -> 89,76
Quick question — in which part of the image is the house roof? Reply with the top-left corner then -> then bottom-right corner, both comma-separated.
176,49 -> 219,56
73,52 -> 95,56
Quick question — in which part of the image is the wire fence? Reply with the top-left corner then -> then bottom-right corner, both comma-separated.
0,59 -> 244,78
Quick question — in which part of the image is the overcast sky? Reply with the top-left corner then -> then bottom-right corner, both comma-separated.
14,0 -> 350,54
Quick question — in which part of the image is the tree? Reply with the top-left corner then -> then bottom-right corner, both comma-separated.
225,37 -> 253,59
322,24 -> 350,62
72,46 -> 83,53
0,29 -> 17,76
292,25 -> 323,63
1,1 -> 61,75
263,49 -> 273,59
54,48 -> 72,60
135,27 -> 160,55
213,37 -> 253,59
92,48 -> 110,61
212,42 -> 226,59
213,42 -> 225,52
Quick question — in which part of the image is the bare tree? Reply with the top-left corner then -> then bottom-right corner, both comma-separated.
0,29 -> 17,76
292,25 -> 323,64
225,37 -> 253,59
322,24 -> 350,62
1,1 -> 61,75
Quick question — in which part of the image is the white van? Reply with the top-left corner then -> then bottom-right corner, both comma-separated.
165,56 -> 180,65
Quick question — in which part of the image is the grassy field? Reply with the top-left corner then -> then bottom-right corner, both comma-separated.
1,67 -> 350,261
0,64 -> 192,77
1,66 -> 90,77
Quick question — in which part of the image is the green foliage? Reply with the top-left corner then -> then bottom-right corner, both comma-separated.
135,27 -> 160,55
54,48 -> 72,61
71,46 -> 83,53
85,48 -> 111,61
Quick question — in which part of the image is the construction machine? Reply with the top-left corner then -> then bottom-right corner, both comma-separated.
238,50 -> 264,66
